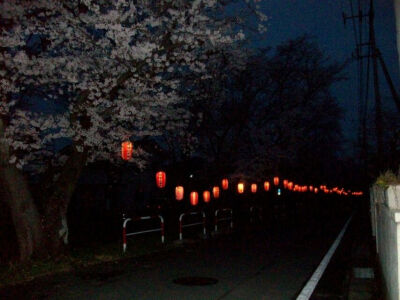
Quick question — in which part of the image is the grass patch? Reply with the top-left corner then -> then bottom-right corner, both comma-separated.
376,169 -> 400,187
0,233 -> 178,288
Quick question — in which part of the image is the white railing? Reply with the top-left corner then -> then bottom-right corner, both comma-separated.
122,214 -> 165,253
214,208 -> 233,232
249,206 -> 263,223
179,211 -> 206,240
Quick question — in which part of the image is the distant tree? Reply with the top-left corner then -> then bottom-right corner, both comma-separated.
192,36 -> 345,182
0,0 -> 266,260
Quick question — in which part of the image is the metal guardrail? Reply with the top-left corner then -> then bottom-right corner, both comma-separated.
214,208 -> 233,232
122,214 -> 165,253
179,211 -> 206,240
249,206 -> 263,223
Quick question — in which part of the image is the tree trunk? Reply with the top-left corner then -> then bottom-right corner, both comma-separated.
0,119 -> 45,261
0,167 -> 46,261
40,148 -> 87,256
1,118 -> 87,260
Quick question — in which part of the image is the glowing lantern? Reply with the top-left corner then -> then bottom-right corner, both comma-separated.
283,179 -> 289,189
288,182 -> 293,190
190,191 -> 199,206
237,182 -> 245,194
314,187 -> 319,194
251,183 -> 257,193
212,186 -> 220,199
121,141 -> 133,160
273,177 -> 279,186
309,185 -> 313,192
264,181 -> 270,191
221,178 -> 229,190
175,186 -> 184,201
155,171 -> 166,188
294,184 -> 299,191
203,191 -> 211,203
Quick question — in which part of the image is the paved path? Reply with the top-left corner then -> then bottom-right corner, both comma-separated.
40,211 -> 348,300
0,199 -> 352,300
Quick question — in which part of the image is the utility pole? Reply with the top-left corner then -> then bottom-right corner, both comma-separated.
343,0 -> 400,174
395,0 -> 400,71
377,49 -> 400,113
369,0 -> 384,167
342,1 -> 369,169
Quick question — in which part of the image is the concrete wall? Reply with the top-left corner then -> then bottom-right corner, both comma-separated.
371,185 -> 400,300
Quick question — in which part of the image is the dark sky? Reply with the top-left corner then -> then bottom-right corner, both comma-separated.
257,0 -> 399,152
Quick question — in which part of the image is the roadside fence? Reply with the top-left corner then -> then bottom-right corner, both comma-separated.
179,211 -> 206,240
214,208 -> 233,232
122,214 -> 165,253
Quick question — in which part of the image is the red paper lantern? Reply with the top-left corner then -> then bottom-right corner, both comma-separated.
121,141 -> 133,160
251,183 -> 257,193
288,182 -> 294,190
264,181 -> 270,191
221,178 -> 229,190
203,191 -> 211,203
273,177 -> 279,186
155,171 -> 166,188
237,182 -> 245,194
190,191 -> 199,206
175,186 -> 184,201
283,179 -> 289,189
212,186 -> 220,198
314,187 -> 319,194
309,185 -> 313,192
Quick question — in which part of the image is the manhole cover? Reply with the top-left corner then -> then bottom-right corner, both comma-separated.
173,276 -> 218,286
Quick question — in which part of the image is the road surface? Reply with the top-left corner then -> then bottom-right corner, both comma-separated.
1,199 -> 352,299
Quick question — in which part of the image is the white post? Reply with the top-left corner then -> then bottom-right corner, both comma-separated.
214,210 -> 218,232
122,217 -> 131,253
373,185 -> 400,300
179,213 -> 184,241
159,215 -> 165,243
202,211 -> 206,236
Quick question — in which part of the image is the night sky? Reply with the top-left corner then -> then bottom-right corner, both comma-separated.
257,0 -> 399,152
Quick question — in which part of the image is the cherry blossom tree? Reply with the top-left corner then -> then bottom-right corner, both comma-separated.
0,0 -> 266,260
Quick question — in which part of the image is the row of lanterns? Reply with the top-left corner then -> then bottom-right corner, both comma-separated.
166,172 -> 363,205
122,142 -> 363,204
153,172 -> 352,207
174,186 -> 220,206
